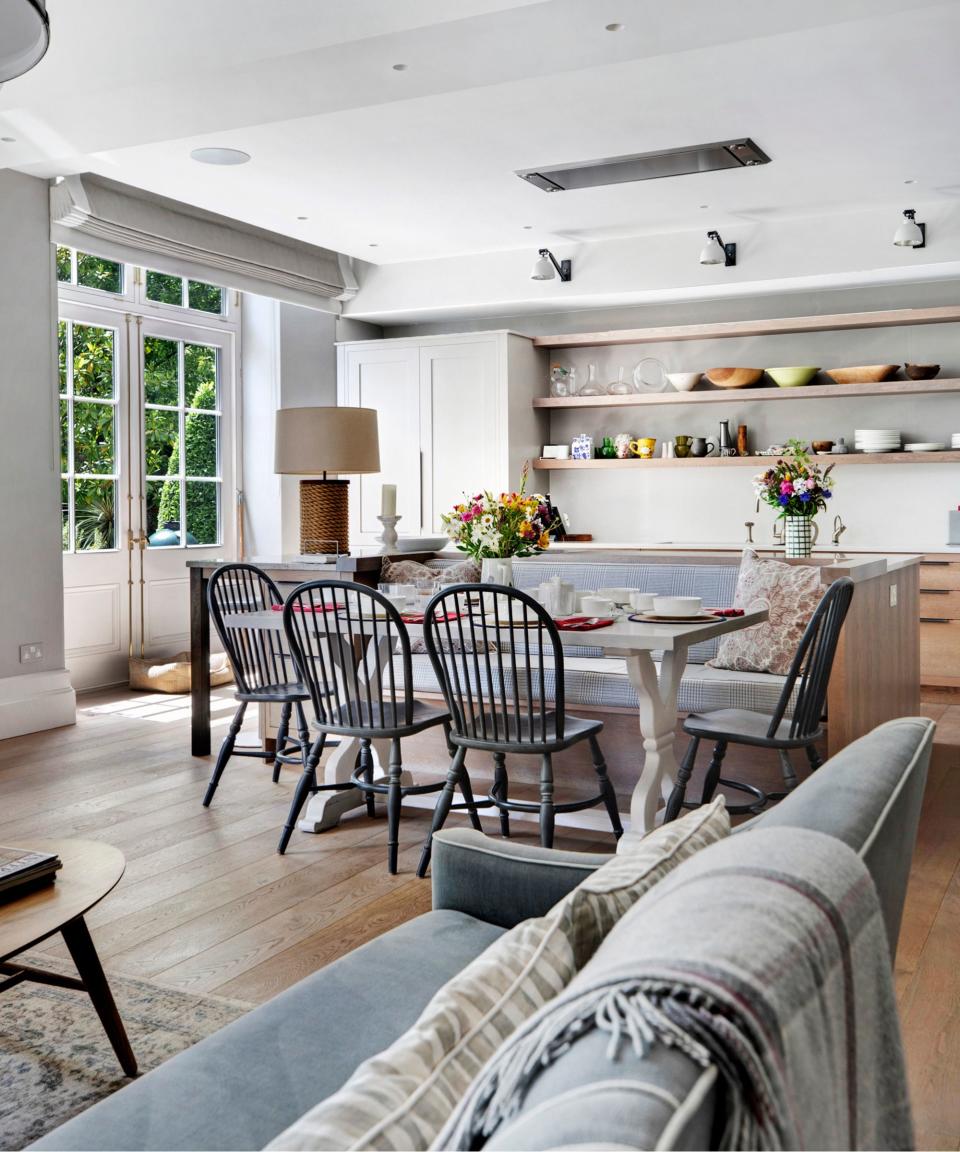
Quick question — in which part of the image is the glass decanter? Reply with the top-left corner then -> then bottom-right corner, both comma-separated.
607,366 -> 638,395
578,362 -> 605,396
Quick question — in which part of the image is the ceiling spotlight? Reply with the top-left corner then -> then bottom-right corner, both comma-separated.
893,208 -> 925,248
531,248 -> 572,282
1,136 -> 16,143
699,230 -> 736,267
0,0 -> 49,84
903,178 -> 916,185
392,63 -> 408,71
190,147 -> 251,166
296,215 -> 308,221
605,22 -> 625,31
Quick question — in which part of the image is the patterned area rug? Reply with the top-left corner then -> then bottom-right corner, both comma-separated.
0,953 -> 252,1150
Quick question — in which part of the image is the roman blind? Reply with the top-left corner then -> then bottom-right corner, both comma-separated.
50,173 -> 357,307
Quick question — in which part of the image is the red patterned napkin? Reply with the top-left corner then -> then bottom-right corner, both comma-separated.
555,616 -> 615,631
707,608 -> 745,617
400,611 -> 461,624
270,602 -> 342,613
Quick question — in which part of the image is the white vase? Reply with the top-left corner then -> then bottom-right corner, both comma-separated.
783,516 -> 818,558
481,557 -> 514,586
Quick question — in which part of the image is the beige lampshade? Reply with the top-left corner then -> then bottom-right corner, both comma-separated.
274,406 -> 380,475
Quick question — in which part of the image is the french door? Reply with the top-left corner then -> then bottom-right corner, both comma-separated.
61,304 -> 235,689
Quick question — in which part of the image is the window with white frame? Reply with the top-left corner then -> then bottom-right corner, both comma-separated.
56,244 -> 236,552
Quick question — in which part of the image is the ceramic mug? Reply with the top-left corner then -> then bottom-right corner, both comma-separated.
629,591 -> 656,612
674,435 -> 692,458
581,595 -> 616,616
614,433 -> 632,459
629,437 -> 657,459
689,437 -> 715,458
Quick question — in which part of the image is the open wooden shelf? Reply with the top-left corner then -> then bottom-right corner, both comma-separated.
533,378 -> 960,409
532,305 -> 960,349
532,451 -> 960,470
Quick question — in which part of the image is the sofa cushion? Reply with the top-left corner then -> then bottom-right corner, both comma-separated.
708,548 -> 822,676
30,911 -> 505,1152
399,652 -> 793,717
267,913 -> 577,1151
552,796 -> 729,966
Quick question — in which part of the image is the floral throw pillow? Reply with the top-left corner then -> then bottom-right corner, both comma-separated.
707,548 -> 823,676
381,557 -> 480,585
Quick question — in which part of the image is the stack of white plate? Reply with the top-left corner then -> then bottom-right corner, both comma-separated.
952,433 -> 960,450
854,429 -> 901,453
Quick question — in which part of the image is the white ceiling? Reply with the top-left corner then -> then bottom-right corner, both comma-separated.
3,0 -> 960,270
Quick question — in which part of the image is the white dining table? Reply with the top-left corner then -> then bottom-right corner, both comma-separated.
223,606 -> 767,841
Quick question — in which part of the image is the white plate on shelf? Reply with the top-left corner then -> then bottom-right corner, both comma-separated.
394,536 -> 449,552
903,442 -> 947,452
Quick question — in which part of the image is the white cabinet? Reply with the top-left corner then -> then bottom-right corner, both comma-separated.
338,332 -> 545,543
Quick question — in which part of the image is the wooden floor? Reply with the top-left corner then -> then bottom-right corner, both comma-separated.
1,688 -> 958,1149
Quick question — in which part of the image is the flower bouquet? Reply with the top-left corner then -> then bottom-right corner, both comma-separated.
442,464 -> 554,583
753,439 -> 834,557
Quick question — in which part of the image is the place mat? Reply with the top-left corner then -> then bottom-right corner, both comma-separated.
629,612 -> 722,624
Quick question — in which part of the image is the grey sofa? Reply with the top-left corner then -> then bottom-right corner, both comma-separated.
33,716 -> 933,1151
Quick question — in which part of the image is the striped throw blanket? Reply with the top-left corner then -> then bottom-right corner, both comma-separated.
435,827 -> 913,1151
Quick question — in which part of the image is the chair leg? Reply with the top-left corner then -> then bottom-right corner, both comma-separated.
588,735 -> 623,840
805,743 -> 823,772
417,747 -> 467,878
665,736 -> 700,823
700,741 -> 728,804
293,702 -> 311,772
492,752 -> 510,838
539,753 -> 555,849
273,702 -> 292,782
386,738 -> 403,875
202,702 -> 246,807
359,740 -> 377,818
778,749 -> 799,791
277,734 -> 323,854
457,762 -> 484,833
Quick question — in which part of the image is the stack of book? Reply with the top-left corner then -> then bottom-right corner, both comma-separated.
0,847 -> 62,898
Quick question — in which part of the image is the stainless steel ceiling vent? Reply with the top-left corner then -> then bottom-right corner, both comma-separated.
516,138 -> 771,193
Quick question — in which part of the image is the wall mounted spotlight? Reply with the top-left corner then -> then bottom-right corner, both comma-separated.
699,230 -> 736,267
893,208 -> 925,248
531,248 -> 572,281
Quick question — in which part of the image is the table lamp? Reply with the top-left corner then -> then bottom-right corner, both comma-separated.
274,406 -> 380,554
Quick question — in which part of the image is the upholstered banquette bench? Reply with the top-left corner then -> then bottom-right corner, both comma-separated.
401,556 -> 792,718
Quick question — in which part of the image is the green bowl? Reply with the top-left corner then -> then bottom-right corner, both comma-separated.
766,366 -> 820,388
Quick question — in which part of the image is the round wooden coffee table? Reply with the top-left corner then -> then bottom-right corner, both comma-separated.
0,839 -> 137,1076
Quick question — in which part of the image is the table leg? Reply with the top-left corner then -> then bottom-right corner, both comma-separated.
61,915 -> 138,1077
623,646 -> 689,840
190,566 -> 211,757
297,736 -> 414,833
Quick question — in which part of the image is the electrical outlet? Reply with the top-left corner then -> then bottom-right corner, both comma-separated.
19,643 -> 43,664
889,584 -> 898,608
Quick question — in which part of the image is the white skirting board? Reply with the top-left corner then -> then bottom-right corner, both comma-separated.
0,669 -> 76,740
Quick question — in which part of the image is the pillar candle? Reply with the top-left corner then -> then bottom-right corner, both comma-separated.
381,484 -> 397,517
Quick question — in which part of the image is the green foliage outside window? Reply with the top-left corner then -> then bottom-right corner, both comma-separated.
155,377 -> 219,544
146,269 -> 182,305
56,246 -> 71,282
56,245 -> 122,293
188,280 -> 224,314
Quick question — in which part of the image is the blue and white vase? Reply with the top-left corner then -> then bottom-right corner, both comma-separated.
572,433 -> 593,461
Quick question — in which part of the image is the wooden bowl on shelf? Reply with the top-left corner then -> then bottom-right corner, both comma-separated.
904,363 -> 940,380
824,365 -> 898,385
703,367 -> 764,390
811,440 -> 834,454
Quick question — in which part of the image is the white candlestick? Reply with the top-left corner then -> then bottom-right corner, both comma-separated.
381,483 -> 397,518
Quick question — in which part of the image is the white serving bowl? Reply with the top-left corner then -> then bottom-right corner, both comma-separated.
666,372 -> 702,392
394,536 -> 449,553
652,595 -> 702,617
580,595 -> 617,616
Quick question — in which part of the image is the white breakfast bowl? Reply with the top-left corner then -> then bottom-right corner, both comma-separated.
652,595 -> 702,617
666,372 -> 702,392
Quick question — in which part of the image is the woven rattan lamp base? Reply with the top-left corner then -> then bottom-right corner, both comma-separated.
299,479 -> 349,554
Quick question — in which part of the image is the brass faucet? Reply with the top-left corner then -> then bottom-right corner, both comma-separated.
831,514 -> 847,547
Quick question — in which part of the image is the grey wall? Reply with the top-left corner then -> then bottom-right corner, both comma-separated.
380,279 -> 960,551
0,171 -> 66,680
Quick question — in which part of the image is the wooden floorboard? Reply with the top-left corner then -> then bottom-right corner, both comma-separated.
0,689 -> 957,1149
